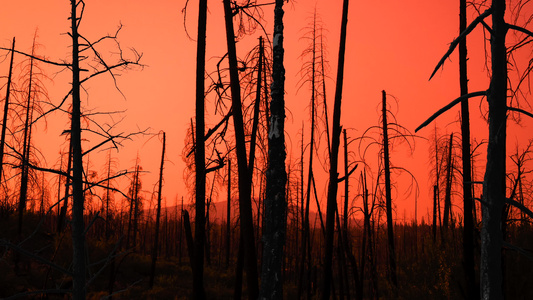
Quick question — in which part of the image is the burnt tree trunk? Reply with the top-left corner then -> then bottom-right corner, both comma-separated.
18,38 -> 37,234
70,0 -> 87,298
226,160 -> 231,269
222,0 -> 259,298
323,0 -> 349,298
149,132 -> 165,288
443,133 -> 454,230
382,90 -> 397,288
481,0 -> 507,299
0,38 -> 15,185
192,0 -> 208,298
259,0 -> 287,298
459,0 -> 478,297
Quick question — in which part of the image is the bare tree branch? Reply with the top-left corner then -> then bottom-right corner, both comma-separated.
508,106 -> 533,119
430,8 -> 493,80
415,91 -> 487,132
507,23 -> 533,39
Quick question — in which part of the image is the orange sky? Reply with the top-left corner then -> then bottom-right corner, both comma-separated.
1,1 -> 532,222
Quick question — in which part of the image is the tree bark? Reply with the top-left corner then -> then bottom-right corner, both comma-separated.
259,0 -> 287,298
480,0 -> 507,299
323,0 -> 349,298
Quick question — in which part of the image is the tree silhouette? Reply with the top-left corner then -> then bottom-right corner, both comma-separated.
0,38 -> 15,193
323,0 -> 349,298
417,0 -> 533,297
260,0 -> 287,298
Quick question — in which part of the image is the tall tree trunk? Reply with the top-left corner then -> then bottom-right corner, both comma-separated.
132,165 -> 140,249
382,90 -> 397,288
459,0 -> 477,298
433,185 -> 438,242
299,14 -> 319,298
481,0 -> 507,299
70,0 -> 86,298
443,133 -> 454,230
150,132 -> 165,288
259,0 -> 287,298
58,143 -> 72,234
222,1 -> 259,298
18,37 -> 38,234
323,0 -> 349,298
343,129 -> 362,300
226,160 -> 231,268
193,0 -> 208,298
248,37 -> 264,185
0,38 -> 15,185
105,151 -> 112,239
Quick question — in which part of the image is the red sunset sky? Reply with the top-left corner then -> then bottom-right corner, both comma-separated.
1,0 -> 532,222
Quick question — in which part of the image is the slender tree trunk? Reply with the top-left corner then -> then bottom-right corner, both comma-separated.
132,165 -> 140,249
0,37 -> 15,184
183,209 -> 195,270
222,1 -> 259,298
249,37 -> 264,184
433,185 -> 438,241
481,0 -> 507,299
105,151 -> 112,239
299,15 -> 319,298
58,143 -> 72,234
382,90 -> 397,288
323,0 -> 349,298
70,0 -> 86,298
443,133 -> 454,230
18,38 -> 38,234
259,0 -> 287,298
149,132 -> 165,288
459,0 -> 477,297
192,0 -> 208,297
226,160 -> 231,268
343,129 -> 362,300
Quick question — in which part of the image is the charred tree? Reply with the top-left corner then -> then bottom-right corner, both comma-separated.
18,37 -> 39,235
459,0 -> 477,297
149,132 -> 166,289
222,0 -> 259,298
323,0 -> 349,298
0,38 -> 15,185
226,159 -> 231,269
70,0 -> 86,298
193,0 -> 208,297
481,1 -> 507,298
382,90 -> 398,288
259,0 -> 287,298
443,133 -> 454,230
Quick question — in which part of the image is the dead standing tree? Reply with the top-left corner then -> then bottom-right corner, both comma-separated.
0,0 -> 142,297
0,38 -> 15,192
193,0 -> 208,298
358,91 -> 419,295
458,0 -> 477,298
259,0 -> 287,298
323,0 -> 349,298
416,0 -> 533,298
